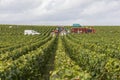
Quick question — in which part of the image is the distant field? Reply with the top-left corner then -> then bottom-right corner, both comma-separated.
0,25 -> 120,80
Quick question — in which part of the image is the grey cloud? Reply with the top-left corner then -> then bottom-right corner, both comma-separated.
0,0 -> 42,13
0,0 -> 120,25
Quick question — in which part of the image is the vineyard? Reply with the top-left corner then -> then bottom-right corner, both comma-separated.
0,25 -> 120,80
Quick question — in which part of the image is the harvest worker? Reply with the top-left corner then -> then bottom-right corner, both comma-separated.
87,27 -> 92,33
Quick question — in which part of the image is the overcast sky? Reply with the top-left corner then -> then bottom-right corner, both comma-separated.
0,0 -> 120,25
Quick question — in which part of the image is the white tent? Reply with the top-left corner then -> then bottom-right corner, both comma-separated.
24,30 -> 40,35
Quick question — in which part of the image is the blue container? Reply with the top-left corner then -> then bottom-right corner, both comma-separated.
73,24 -> 81,27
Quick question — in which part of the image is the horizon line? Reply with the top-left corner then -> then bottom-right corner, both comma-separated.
0,24 -> 120,26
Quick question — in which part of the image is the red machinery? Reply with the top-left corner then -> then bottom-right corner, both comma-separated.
71,27 -> 96,34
